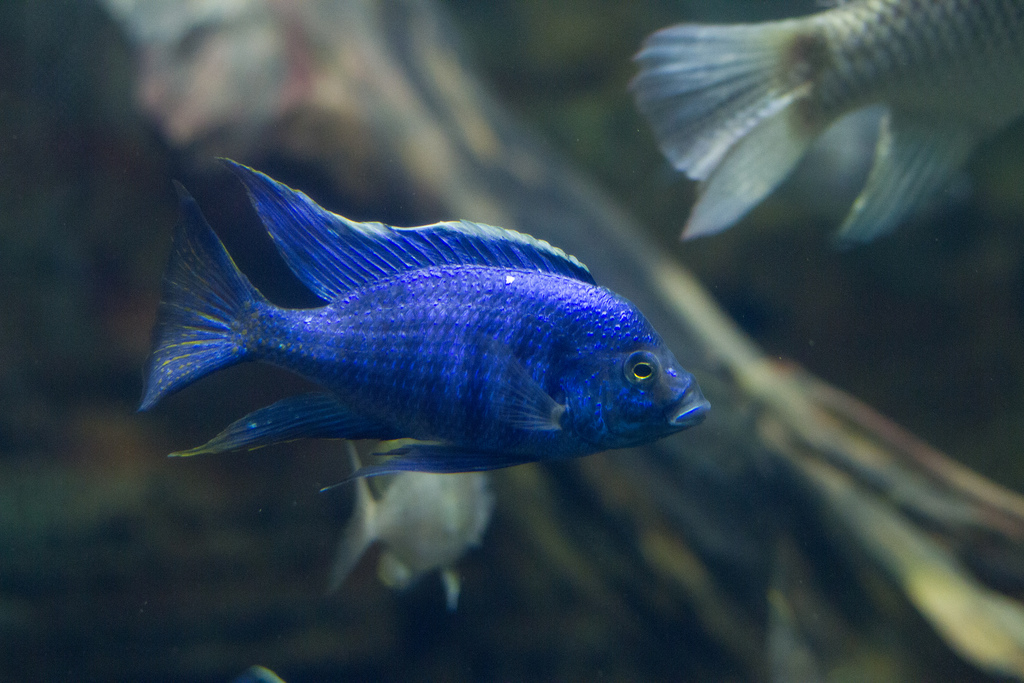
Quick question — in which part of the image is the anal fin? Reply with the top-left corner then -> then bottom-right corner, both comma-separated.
836,112 -> 978,244
171,392 -> 393,457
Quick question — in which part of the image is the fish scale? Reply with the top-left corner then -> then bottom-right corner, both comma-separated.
819,0 -> 1024,112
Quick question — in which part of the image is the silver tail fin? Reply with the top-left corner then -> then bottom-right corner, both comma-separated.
632,19 -> 823,238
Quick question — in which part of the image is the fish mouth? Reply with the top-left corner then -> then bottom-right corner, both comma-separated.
667,385 -> 710,428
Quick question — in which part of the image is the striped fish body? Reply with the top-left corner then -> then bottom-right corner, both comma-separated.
243,265 -> 648,460
811,1 -> 1024,124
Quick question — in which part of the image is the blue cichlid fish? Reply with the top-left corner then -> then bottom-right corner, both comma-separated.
632,0 -> 1024,243
139,160 -> 709,479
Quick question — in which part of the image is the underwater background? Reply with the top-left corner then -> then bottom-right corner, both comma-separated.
3,0 -> 1024,681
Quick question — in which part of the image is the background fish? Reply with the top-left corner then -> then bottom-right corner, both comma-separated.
139,161 -> 709,478
329,443 -> 494,611
632,0 -> 1024,243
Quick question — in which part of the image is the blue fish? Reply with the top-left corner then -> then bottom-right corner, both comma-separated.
139,160 -> 709,478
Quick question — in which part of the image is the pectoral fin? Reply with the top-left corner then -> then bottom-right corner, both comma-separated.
487,341 -> 565,432
171,392 -> 393,457
836,112 -> 977,244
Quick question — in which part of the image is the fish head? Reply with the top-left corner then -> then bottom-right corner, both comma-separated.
566,341 -> 709,450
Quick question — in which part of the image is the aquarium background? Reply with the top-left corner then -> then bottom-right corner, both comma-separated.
2,0 -> 1024,681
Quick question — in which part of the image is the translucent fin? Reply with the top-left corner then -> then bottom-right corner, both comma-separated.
170,393 -> 394,457
335,442 -> 537,481
632,19 -> 811,182
139,182 -> 263,411
327,443 -> 379,593
222,159 -> 594,301
372,438 -> 448,456
487,343 -> 565,432
685,108 -> 817,238
836,113 -> 978,244
440,568 -> 462,612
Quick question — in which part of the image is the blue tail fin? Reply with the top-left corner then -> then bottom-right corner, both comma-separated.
139,182 -> 263,411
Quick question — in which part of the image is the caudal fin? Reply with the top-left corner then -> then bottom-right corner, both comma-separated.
632,19 -> 822,238
139,182 -> 263,411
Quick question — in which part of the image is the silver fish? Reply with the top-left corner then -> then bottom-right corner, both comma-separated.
329,443 -> 494,611
632,0 -> 1024,243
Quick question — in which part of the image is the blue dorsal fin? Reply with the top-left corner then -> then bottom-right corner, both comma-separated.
222,159 -> 595,301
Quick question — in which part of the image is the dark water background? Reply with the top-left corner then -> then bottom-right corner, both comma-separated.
2,0 -> 1024,681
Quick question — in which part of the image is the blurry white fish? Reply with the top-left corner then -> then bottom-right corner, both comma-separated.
329,443 -> 494,611
632,0 -> 1024,243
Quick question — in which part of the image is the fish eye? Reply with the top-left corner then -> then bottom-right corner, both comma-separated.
633,362 -> 654,380
625,351 -> 659,385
